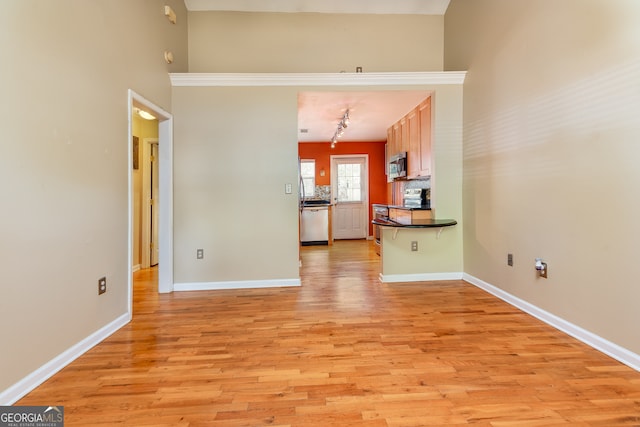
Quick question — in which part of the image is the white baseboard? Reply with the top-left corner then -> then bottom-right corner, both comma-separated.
379,272 -> 463,283
463,273 -> 640,372
0,312 -> 131,405
132,264 -> 141,273
174,278 -> 301,291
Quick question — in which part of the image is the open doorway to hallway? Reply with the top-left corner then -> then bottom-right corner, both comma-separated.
131,108 -> 160,309
128,90 -> 174,317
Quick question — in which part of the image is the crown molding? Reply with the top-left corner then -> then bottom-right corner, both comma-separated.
169,71 -> 466,87
184,0 -> 451,15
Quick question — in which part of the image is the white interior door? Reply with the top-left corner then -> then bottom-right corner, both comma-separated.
331,155 -> 368,240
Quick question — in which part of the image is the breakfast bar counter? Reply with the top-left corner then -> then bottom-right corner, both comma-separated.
372,218 -> 457,228
372,217 -> 460,283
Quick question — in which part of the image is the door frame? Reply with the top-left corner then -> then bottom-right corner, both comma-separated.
128,90 -> 174,311
330,154 -> 370,240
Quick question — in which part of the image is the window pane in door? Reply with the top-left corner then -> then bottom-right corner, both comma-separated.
337,162 -> 362,202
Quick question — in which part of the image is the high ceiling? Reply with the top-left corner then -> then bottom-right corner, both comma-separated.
183,0 -> 448,143
183,0 -> 451,15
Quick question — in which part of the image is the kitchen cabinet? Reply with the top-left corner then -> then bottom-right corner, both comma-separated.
406,106 -> 421,178
416,97 -> 432,177
399,117 -> 409,154
388,207 -> 433,225
386,127 -> 395,173
386,96 -> 432,181
386,122 -> 402,158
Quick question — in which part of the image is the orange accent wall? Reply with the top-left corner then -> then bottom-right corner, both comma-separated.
298,140 -> 388,236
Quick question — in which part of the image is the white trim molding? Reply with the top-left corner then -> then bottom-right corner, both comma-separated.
170,71 -> 467,87
174,278 -> 302,292
463,273 -> 640,372
379,272 -> 464,283
0,313 -> 131,405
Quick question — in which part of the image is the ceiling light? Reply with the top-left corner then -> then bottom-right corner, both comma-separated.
330,108 -> 350,147
342,110 -> 350,127
135,108 -> 156,121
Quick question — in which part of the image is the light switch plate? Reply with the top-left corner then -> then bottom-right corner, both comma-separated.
285,183 -> 292,194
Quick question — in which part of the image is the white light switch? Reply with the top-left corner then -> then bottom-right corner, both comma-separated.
285,183 -> 292,194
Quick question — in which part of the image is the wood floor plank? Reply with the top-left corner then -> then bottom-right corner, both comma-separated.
16,240 -> 640,426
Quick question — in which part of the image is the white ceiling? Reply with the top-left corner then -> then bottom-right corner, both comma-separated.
183,0 -> 451,15
183,0 -> 448,143
298,91 -> 432,142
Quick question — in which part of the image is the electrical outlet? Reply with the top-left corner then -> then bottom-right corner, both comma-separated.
285,183 -> 292,194
411,241 -> 418,251
507,253 -> 513,266
98,277 -> 107,295
197,249 -> 204,259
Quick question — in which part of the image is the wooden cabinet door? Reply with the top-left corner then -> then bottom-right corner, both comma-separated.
407,107 -> 421,178
399,117 -> 409,154
386,127 -> 394,184
418,98 -> 432,177
392,121 -> 402,154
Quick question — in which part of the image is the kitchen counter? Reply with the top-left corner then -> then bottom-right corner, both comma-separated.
373,203 -> 431,211
373,215 -> 460,283
372,218 -> 457,228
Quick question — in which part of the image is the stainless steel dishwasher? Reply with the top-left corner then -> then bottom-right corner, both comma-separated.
300,201 -> 329,245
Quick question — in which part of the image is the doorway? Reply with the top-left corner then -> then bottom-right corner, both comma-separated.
331,155 -> 369,240
128,90 -> 174,316
140,139 -> 159,269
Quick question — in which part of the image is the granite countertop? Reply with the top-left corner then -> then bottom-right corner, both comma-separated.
372,204 -> 432,211
302,199 -> 331,207
372,218 -> 457,228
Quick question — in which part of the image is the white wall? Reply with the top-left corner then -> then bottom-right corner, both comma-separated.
188,11 -> 444,72
170,11 -> 452,287
445,0 -> 640,354
0,0 -> 187,396
172,86 -> 301,285
171,83 -> 464,288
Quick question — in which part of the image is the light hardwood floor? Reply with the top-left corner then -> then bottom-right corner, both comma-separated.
18,240 -> 640,426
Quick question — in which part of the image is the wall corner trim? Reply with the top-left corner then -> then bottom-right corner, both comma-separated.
463,273 -> 640,373
0,313 -> 131,405
170,71 -> 467,87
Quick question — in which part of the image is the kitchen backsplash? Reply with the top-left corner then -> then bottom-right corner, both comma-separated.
310,180 -> 429,202
404,177 -> 431,191
404,177 -> 431,202
314,185 -> 331,200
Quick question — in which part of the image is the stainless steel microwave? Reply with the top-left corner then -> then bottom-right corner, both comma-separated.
388,152 -> 407,180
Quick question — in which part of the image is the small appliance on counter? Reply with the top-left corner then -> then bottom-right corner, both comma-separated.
403,188 -> 430,208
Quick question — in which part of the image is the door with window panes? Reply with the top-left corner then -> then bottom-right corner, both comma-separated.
331,155 -> 368,240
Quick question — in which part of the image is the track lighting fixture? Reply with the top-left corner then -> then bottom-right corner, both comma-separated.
330,109 -> 350,149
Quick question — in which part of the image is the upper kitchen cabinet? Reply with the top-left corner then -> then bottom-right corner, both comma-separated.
406,106 -> 421,178
399,116 -> 409,155
387,96 -> 432,180
415,97 -> 432,178
393,121 -> 402,154
386,125 -> 396,161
